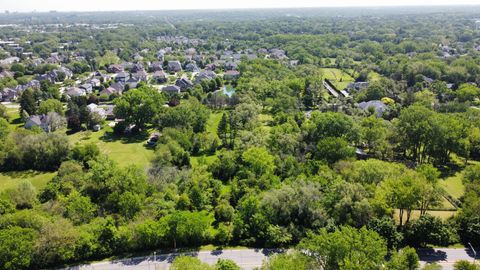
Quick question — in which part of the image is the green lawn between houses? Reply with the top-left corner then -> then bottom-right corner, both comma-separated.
320,68 -> 355,90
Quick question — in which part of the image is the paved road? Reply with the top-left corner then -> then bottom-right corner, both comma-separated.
63,249 -> 282,270
63,248 -> 478,270
418,248 -> 478,270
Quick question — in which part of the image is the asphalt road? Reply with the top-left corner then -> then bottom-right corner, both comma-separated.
63,248 -> 478,270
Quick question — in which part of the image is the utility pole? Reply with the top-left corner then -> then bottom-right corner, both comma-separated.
468,242 -> 477,264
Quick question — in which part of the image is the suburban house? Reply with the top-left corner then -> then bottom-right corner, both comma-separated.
24,114 -> 50,132
175,77 -> 194,91
126,77 -> 140,89
358,100 -> 388,117
100,86 -> 121,96
133,70 -> 148,82
131,63 -> 145,73
224,70 -> 240,80
149,61 -> 164,72
162,85 -> 181,95
167,61 -> 182,73
66,87 -> 86,97
86,103 -> 107,119
80,83 -> 93,94
110,82 -> 125,93
153,71 -> 167,83
185,62 -> 200,72
108,64 -> 124,73
115,72 -> 130,83
195,70 -> 217,84
0,88 -> 19,101
347,82 -> 369,92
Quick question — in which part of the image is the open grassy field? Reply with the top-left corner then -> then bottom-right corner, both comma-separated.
0,170 -> 56,192
320,68 -> 355,90
69,125 -> 155,169
394,209 -> 457,223
439,172 -> 465,200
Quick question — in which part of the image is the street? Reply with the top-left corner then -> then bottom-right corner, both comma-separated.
62,248 -> 478,270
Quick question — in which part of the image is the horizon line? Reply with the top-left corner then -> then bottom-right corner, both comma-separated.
2,4 -> 480,14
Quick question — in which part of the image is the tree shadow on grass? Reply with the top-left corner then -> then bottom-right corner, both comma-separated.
1,170 -> 49,179
100,130 -> 151,144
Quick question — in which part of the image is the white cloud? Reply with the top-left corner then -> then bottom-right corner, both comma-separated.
2,0 -> 479,12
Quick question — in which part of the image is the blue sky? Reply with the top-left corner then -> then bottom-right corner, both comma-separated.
2,0 -> 479,12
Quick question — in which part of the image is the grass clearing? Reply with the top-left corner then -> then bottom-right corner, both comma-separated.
68,124 -> 155,169
394,209 -> 456,224
439,172 -> 465,200
320,68 -> 355,90
0,170 -> 56,192
206,111 -> 223,136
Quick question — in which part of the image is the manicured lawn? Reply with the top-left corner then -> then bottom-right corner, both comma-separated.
439,172 -> 465,200
320,68 -> 355,90
68,124 -> 155,169
0,170 -> 56,192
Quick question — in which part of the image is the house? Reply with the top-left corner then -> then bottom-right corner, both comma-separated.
0,88 -> 19,101
149,61 -> 164,72
205,63 -> 216,71
100,87 -> 120,96
195,70 -> 217,84
358,100 -> 388,117
175,77 -> 194,91
102,105 -> 115,120
80,83 -> 93,94
224,70 -> 240,80
153,71 -> 167,83
126,77 -> 140,89
162,85 -> 181,95
115,72 -> 129,83
108,64 -> 123,73
185,62 -> 200,72
25,114 -> 50,132
133,70 -> 148,82
86,103 -> 107,118
131,63 -> 145,73
66,87 -> 86,97
347,82 -> 369,92
110,82 -> 125,93
167,61 -> 182,73
89,78 -> 101,87
224,61 -> 238,71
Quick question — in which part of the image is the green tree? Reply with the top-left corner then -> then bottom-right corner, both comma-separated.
38,99 -> 64,115
241,147 -> 275,177
19,88 -> 37,116
262,252 -> 312,270
316,137 -> 355,164
114,86 -> 165,130
453,260 -> 479,270
0,226 -> 37,270
171,256 -> 213,270
162,211 -> 213,249
299,226 -> 387,270
215,259 -> 241,270
385,247 -> 420,270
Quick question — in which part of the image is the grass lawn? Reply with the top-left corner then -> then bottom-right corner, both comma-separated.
394,209 -> 457,224
368,71 -> 383,81
206,111 -> 223,136
0,170 -> 56,192
68,125 -> 155,169
439,172 -> 465,200
320,68 -> 355,90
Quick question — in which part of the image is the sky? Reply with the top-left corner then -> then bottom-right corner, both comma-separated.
1,0 -> 480,12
